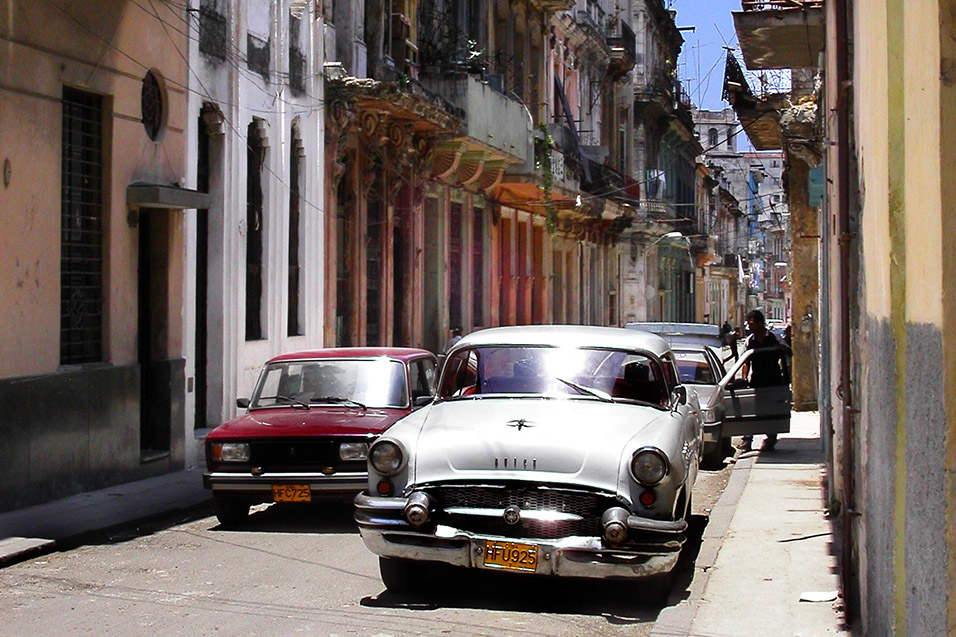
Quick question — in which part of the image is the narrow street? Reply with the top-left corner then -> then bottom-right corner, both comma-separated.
0,466 -> 731,635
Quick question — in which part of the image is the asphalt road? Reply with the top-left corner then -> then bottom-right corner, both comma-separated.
0,461 -> 733,636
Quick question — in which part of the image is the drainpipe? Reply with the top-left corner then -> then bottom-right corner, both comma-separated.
835,0 -> 857,617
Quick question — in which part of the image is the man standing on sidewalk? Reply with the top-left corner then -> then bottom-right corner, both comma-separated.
738,309 -> 791,452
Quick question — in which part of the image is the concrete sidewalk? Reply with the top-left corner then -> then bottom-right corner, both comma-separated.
0,466 -> 211,567
655,411 -> 849,636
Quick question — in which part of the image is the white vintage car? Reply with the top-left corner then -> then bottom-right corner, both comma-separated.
354,326 -> 704,592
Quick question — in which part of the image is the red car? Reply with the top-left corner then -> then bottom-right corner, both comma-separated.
203,348 -> 438,526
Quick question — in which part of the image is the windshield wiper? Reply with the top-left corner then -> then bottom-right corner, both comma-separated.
311,396 -> 368,410
554,377 -> 614,403
261,395 -> 310,410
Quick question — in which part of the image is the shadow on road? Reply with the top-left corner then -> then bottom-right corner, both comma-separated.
358,511 -> 709,623
210,501 -> 358,535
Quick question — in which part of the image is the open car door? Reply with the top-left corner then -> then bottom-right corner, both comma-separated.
706,349 -> 791,437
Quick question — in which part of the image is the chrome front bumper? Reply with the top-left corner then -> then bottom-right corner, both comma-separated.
203,471 -> 366,499
354,492 -> 685,579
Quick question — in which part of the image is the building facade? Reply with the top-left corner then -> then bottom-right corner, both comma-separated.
0,1 -> 208,510
184,0 -> 327,466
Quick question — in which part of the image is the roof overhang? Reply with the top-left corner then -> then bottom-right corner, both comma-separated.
127,184 -> 210,210
732,7 -> 824,70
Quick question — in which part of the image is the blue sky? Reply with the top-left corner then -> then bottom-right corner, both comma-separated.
667,0 -> 741,111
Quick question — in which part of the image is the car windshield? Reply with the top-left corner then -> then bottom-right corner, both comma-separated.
673,350 -> 717,385
437,346 -> 668,406
252,358 -> 408,409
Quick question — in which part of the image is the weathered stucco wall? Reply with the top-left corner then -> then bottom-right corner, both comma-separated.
0,0 -> 188,376
843,0 -> 954,632
0,0 -> 190,507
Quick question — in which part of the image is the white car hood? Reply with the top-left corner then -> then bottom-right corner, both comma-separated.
409,398 -> 673,494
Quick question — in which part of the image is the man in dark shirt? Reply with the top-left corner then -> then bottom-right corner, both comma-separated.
738,310 -> 790,452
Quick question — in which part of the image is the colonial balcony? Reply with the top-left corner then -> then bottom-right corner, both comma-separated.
733,0 -> 824,70
722,54 -> 787,150
606,20 -> 636,80
421,73 -> 532,193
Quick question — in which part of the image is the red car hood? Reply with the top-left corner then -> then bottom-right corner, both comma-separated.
207,407 -> 407,439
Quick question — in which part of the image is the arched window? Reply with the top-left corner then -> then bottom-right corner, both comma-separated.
246,121 -> 265,341
708,128 -> 719,148
288,125 -> 304,336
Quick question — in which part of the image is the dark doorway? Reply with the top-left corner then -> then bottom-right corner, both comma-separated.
138,214 -> 171,457
195,114 -> 210,432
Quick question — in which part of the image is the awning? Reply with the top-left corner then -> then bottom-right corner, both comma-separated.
127,184 -> 211,210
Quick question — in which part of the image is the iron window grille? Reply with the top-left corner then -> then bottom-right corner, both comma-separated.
60,87 -> 104,365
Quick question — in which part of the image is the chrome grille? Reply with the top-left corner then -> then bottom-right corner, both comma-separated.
431,485 -> 613,540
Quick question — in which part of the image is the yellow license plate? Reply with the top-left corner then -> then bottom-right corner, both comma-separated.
483,540 -> 538,572
272,484 -> 311,502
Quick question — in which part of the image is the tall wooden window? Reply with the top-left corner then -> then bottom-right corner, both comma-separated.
449,202 -> 463,329
245,122 -> 265,341
335,171 -> 352,346
61,87 -> 104,364
472,206 -> 484,327
366,174 -> 384,346
288,131 -> 303,336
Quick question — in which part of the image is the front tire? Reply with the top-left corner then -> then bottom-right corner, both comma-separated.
213,498 -> 249,527
379,557 -> 426,594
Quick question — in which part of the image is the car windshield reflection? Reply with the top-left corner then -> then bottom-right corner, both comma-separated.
437,346 -> 668,407
251,359 -> 408,409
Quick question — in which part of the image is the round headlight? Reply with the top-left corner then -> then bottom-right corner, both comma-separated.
370,440 -> 404,475
630,448 -> 668,486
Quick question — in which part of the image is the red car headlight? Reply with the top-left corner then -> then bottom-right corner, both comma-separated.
211,442 -> 250,463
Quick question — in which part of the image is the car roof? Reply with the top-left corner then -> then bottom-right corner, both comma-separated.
624,322 -> 723,347
451,325 -> 672,357
267,347 -> 435,364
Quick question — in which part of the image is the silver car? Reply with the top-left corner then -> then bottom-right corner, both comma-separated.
354,326 -> 703,592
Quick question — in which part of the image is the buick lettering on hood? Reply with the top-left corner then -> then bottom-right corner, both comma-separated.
354,326 -> 704,592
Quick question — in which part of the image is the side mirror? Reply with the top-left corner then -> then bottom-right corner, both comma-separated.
413,395 -> 433,408
671,385 -> 687,406
237,397 -> 250,409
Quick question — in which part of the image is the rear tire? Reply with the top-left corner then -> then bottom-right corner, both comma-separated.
379,557 -> 426,594
213,498 -> 249,527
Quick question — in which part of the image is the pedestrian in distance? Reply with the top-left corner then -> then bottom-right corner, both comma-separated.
444,327 -> 463,354
720,320 -> 739,361
738,309 -> 791,452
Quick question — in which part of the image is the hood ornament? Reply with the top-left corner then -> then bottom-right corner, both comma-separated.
505,418 -> 535,431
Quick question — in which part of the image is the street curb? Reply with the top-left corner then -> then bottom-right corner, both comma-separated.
0,537 -> 57,568
0,496 -> 213,570
651,451 -> 757,637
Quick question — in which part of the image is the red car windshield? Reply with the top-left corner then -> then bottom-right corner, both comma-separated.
252,359 -> 409,409
438,346 -> 668,406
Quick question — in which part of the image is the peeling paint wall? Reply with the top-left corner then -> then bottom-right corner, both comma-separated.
829,0 -> 956,631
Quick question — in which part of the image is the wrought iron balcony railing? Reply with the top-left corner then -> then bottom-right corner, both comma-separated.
741,0 -> 823,10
